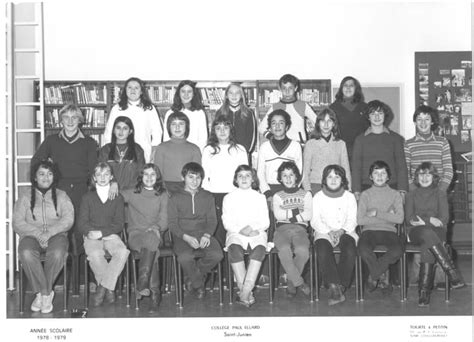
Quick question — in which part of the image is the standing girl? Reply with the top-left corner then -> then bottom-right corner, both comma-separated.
222,165 -> 269,306
405,162 -> 464,306
103,77 -> 163,163
121,164 -> 168,311
202,115 -> 248,245
163,80 -> 208,151
99,116 -> 145,191
303,107 -> 351,194
330,76 -> 369,161
215,83 -> 258,162
311,165 -> 358,305
13,160 -> 74,313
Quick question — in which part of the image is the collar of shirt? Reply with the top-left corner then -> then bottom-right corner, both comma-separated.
58,129 -> 85,144
364,126 -> 390,136
414,132 -> 436,141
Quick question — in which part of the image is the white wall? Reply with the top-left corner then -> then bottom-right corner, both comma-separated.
43,0 -> 471,138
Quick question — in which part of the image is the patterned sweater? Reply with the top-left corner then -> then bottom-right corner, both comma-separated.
273,187 -> 312,228
404,133 -> 453,191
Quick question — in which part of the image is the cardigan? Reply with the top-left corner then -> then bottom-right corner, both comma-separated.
152,138 -> 202,182
257,138 -> 303,194
121,188 -> 168,235
405,186 -> 449,231
103,103 -> 163,163
302,137 -> 351,191
201,144 -> 248,193
98,143 -> 145,190
31,130 -> 97,185
258,100 -> 316,143
13,188 -> 74,241
404,132 -> 453,191
352,127 -> 408,193
222,188 -> 269,249
357,185 -> 404,233
77,191 -> 125,237
163,108 -> 208,152
168,187 -> 217,240
311,189 -> 358,243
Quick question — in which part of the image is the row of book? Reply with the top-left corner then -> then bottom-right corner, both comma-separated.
258,89 -> 331,107
45,108 -> 107,128
44,84 -> 108,105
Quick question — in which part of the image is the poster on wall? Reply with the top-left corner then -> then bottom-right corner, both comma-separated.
415,51 -> 472,152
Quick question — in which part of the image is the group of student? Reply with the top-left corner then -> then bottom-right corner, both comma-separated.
12,73 -> 465,315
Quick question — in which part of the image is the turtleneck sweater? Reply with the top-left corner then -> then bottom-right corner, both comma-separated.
405,185 -> 449,230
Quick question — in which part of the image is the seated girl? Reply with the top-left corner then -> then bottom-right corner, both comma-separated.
311,165 -> 357,305
121,164 -> 168,311
405,162 -> 464,307
273,162 -> 312,298
78,162 -> 129,307
13,160 -> 74,314
222,165 -> 269,306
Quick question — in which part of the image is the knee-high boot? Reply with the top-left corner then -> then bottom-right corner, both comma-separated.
231,261 -> 246,293
239,260 -> 261,307
429,244 -> 465,289
418,263 -> 435,307
137,249 -> 156,298
148,256 -> 161,312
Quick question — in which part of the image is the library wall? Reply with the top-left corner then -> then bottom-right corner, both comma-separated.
42,1 -> 471,138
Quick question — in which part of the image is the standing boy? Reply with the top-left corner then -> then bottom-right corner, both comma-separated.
258,74 -> 316,144
168,162 -> 223,299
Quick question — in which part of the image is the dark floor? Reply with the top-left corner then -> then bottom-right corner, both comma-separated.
6,255 -> 472,319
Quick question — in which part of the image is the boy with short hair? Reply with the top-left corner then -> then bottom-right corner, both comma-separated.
258,74 -> 316,144
257,109 -> 303,199
168,162 -> 223,299
404,105 -> 453,192
78,162 -> 129,307
357,161 -> 404,292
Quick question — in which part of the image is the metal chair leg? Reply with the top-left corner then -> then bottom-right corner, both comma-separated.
228,257 -> 234,304
309,247 -> 314,302
314,251 -> 319,301
132,258 -> 139,310
84,257 -> 89,309
19,264 -> 24,314
172,256 -> 180,306
355,255 -> 360,302
63,256 -> 68,311
269,254 -> 274,304
218,262 -> 223,306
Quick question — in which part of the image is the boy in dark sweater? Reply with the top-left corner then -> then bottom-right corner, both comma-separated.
78,162 -> 129,307
168,162 -> 223,299
357,161 -> 404,293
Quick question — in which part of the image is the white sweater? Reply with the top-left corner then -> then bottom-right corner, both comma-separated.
222,188 -> 269,249
311,190 -> 358,244
163,108 -> 208,152
103,103 -> 163,163
201,144 -> 248,194
257,139 -> 302,194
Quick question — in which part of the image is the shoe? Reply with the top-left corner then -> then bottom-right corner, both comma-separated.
104,289 -> 116,304
92,285 -> 106,307
378,271 -> 393,295
298,282 -> 311,296
328,284 -> 345,306
430,244 -> 465,289
184,279 -> 194,293
195,287 -> 206,299
367,274 -> 379,292
31,293 -> 42,312
148,290 -> 161,312
435,281 -> 452,291
41,291 -> 55,314
137,249 -> 156,298
418,263 -> 435,307
89,282 -> 97,293
286,280 -> 297,298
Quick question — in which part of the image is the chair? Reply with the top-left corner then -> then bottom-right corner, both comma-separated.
313,244 -> 361,302
83,233 -> 130,309
18,252 -> 69,314
129,230 -> 180,310
357,225 -> 405,301
400,223 -> 451,302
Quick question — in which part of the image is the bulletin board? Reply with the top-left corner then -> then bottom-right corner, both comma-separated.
415,51 -> 472,153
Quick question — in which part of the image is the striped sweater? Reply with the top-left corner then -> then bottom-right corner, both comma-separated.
404,133 -> 453,191
273,188 -> 312,228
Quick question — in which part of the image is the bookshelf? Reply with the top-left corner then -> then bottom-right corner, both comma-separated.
37,79 -> 331,144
